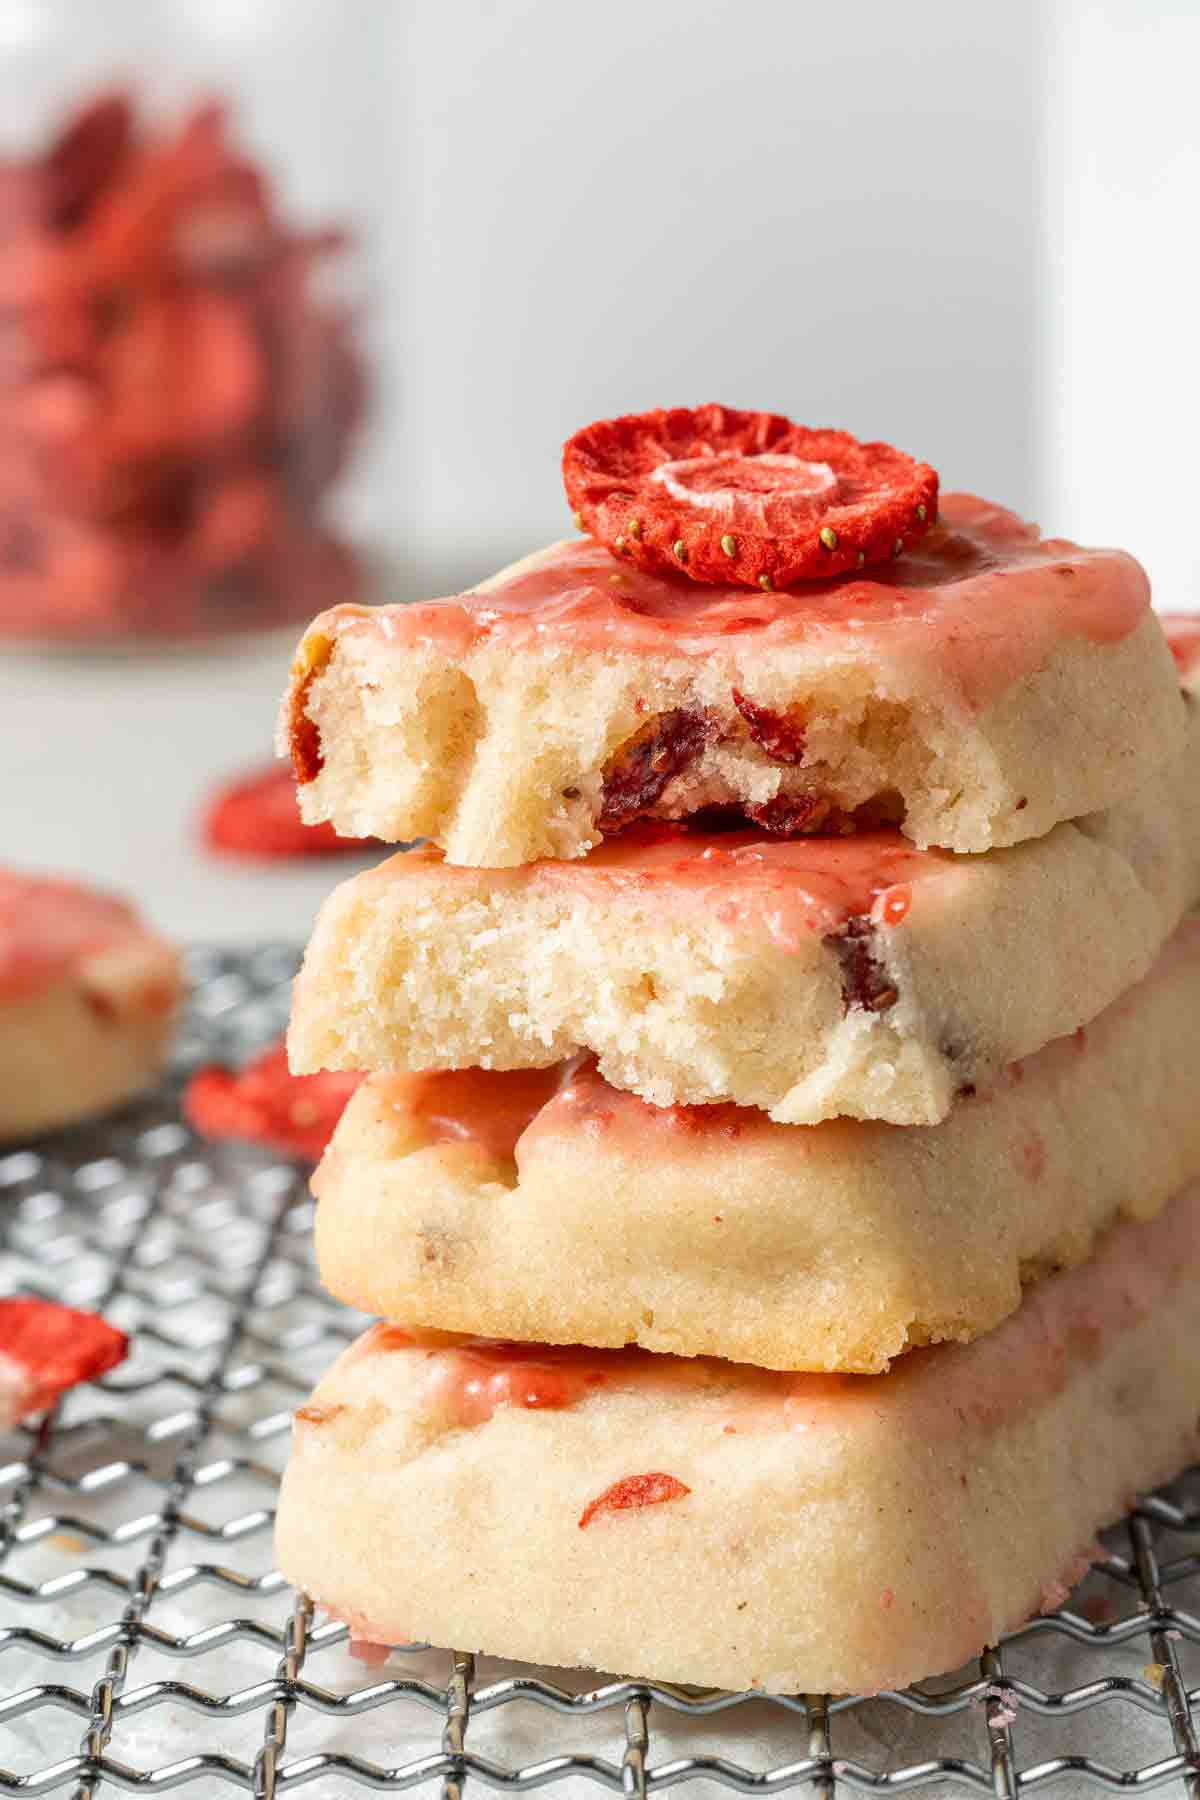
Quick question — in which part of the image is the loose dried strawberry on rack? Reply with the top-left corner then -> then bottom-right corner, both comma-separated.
563,405 -> 938,589
0,1297 -> 127,1425
185,1041 -> 362,1162
201,763 -> 380,861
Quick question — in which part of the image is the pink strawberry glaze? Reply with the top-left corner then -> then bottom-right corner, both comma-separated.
0,869 -> 151,1002
352,1321 -> 774,1426
311,494 -> 1150,713
392,1065 -> 568,1161
396,823 -> 940,953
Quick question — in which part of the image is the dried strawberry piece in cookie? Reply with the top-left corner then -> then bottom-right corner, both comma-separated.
0,1298 -> 127,1424
563,405 -> 938,588
185,1040 -> 362,1161
577,1471 -> 691,1529
202,763 -> 379,860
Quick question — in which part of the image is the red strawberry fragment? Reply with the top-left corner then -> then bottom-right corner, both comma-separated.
1161,614 -> 1200,684
185,1040 -> 362,1161
201,763 -> 379,860
577,1471 -> 691,1530
598,709 -> 712,829
745,793 -> 834,835
0,1298 -> 127,1423
731,690 -> 807,763
0,89 -> 366,642
563,406 -> 937,589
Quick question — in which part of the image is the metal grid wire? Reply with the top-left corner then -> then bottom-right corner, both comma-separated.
0,944 -> 1197,1797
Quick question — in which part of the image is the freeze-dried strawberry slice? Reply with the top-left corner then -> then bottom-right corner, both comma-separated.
578,1471 -> 691,1529
0,1298 -> 127,1423
563,406 -> 937,588
201,763 -> 378,860
185,1041 -> 362,1161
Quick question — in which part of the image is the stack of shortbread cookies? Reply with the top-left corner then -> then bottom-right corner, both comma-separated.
275,412 -> 1200,1693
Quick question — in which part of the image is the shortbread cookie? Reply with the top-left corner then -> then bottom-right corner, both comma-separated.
0,870 -> 182,1141
280,494 -> 1184,864
313,917 -> 1200,1373
277,1183 -> 1200,1695
290,700 -> 1200,1123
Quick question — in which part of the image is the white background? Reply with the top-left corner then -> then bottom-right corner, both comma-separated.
1,0 -> 1195,943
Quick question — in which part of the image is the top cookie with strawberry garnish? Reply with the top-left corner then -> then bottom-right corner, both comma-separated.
563,406 -> 938,588
279,412 -> 1185,868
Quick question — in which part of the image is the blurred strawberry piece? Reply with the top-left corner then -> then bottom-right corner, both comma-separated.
0,1298 -> 127,1424
0,88 -> 367,640
185,1041 -> 361,1162
202,762 -> 379,860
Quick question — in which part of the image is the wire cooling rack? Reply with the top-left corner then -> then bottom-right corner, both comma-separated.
0,945 -> 1197,1798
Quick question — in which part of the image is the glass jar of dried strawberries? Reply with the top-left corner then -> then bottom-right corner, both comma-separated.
0,1 -> 385,643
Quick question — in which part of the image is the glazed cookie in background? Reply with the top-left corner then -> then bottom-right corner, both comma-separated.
312,916 -> 1200,1374
276,1182 -> 1200,1696
1161,611 -> 1200,685
0,1298 -> 127,1424
0,870 -> 183,1142
281,488 -> 1184,867
289,701 -> 1200,1125
185,1040 -> 361,1162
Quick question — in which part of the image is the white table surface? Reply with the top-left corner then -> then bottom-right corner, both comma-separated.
2,630 -> 383,950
